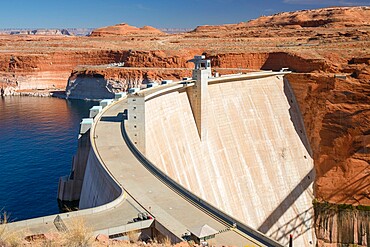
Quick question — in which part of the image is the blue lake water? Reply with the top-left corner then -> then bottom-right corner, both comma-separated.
0,96 -> 97,221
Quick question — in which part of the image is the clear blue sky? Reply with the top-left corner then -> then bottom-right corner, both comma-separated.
0,0 -> 369,29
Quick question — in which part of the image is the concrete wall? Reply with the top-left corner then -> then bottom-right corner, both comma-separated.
126,96 -> 146,153
58,130 -> 91,202
144,75 -> 315,246
79,147 -> 121,209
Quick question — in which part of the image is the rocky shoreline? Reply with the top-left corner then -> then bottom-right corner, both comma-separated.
0,87 -> 66,98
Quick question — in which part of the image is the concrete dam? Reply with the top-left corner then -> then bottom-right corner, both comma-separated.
7,56 -> 315,246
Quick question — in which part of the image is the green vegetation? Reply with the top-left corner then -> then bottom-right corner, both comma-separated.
313,199 -> 370,212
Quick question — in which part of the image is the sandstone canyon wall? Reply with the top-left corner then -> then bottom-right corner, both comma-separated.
0,50 -> 131,94
314,203 -> 370,247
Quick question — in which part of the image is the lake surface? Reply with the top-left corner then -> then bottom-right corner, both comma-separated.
0,96 -> 97,221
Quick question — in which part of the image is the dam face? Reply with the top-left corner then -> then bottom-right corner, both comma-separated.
129,70 -> 315,245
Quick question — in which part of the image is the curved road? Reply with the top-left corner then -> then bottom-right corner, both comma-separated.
7,73 -> 289,246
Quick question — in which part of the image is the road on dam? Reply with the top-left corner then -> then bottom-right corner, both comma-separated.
7,92 -> 280,246
90,98 -> 272,246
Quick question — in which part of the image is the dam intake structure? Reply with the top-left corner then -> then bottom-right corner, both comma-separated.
8,56 -> 314,246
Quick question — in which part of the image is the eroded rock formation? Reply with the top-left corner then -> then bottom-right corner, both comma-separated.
9,29 -> 71,36
245,6 -> 370,28
90,23 -> 164,37
314,202 -> 370,247
65,66 -> 193,100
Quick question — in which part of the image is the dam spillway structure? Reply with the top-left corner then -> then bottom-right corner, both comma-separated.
9,55 -> 314,246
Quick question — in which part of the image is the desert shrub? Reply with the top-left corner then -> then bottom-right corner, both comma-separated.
59,218 -> 93,247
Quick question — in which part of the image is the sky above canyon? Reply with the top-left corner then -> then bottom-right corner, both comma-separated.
0,0 -> 369,29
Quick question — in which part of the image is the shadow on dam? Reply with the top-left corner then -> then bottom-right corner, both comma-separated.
284,78 -> 313,158
270,206 -> 313,243
255,78 -> 315,241
258,168 -> 314,237
100,113 -> 124,122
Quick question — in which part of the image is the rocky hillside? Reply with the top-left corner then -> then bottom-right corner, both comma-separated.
9,29 -> 71,35
246,6 -> 370,28
90,23 -> 164,37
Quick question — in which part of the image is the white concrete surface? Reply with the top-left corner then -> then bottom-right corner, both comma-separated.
144,74 -> 315,246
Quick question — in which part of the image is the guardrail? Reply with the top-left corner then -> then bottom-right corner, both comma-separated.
94,219 -> 154,237
121,119 -> 283,247
208,71 -> 291,85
